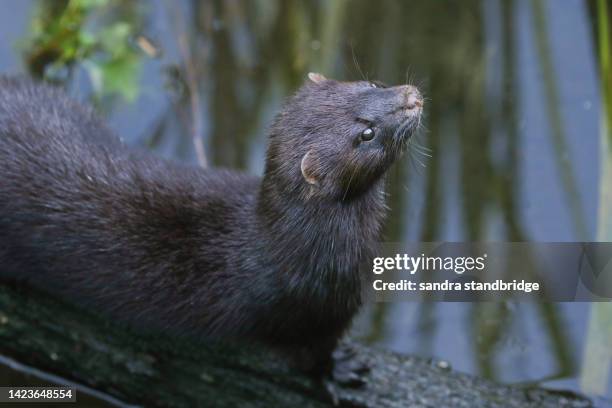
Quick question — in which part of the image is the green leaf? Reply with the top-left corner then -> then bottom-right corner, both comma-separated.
99,55 -> 141,101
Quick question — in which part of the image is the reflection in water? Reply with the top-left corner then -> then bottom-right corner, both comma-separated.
531,0 -> 588,240
582,0 -> 612,400
0,0 -> 608,402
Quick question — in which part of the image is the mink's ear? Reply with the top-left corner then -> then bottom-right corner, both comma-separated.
307,72 -> 327,84
300,150 -> 319,185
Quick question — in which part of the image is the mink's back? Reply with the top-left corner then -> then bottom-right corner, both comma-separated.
0,78 -> 260,331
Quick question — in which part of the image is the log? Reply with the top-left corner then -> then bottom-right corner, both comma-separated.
0,283 -> 593,407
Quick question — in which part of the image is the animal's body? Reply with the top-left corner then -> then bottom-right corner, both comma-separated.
0,73 -> 422,375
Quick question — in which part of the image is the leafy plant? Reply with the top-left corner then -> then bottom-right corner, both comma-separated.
22,0 -> 145,102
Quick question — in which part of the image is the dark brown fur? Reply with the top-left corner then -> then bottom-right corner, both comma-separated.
0,74 -> 422,375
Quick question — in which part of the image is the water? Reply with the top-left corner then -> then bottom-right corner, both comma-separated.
0,0 -> 609,406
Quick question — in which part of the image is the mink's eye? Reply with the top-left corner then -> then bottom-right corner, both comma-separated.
369,82 -> 378,88
369,81 -> 387,89
361,128 -> 375,141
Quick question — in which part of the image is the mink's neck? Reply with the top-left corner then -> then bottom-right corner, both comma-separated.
254,175 -> 387,299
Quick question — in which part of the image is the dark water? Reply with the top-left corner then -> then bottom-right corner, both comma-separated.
0,0 -> 610,406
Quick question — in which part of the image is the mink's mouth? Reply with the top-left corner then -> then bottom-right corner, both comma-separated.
388,112 -> 422,155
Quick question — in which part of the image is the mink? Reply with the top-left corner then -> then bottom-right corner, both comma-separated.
0,73 -> 423,380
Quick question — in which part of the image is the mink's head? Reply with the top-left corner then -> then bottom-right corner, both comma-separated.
263,73 -> 423,202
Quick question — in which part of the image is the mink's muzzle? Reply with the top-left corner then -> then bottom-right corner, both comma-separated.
403,85 -> 424,110
378,85 -> 423,154
395,84 -> 423,129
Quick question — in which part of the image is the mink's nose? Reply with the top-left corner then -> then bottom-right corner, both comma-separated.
403,86 -> 423,110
